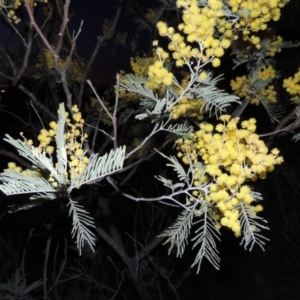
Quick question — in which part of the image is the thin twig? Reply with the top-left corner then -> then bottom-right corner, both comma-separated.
23,0 -> 80,111
15,28 -> 33,85
0,47 -> 16,78
126,233 -> 180,300
77,5 -> 122,107
84,122 -> 113,140
55,0 -> 70,54
18,84 -> 57,119
43,236 -> 52,300
30,100 -> 45,128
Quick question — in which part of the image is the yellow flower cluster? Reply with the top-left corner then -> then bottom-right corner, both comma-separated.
168,72 -> 205,120
156,0 -> 231,68
257,65 -> 276,81
6,8 -> 21,24
175,115 -> 283,236
5,104 -> 89,188
0,0 -> 21,24
231,65 -> 277,105
119,54 -> 167,101
63,105 -> 89,182
36,49 -> 84,83
1,0 -> 48,24
130,55 -> 157,76
283,68 -> 300,101
6,162 -> 22,173
266,35 -> 283,56
228,0 -> 287,48
170,98 -> 204,121
147,47 -> 174,88
27,0 -> 48,7
5,162 -> 42,177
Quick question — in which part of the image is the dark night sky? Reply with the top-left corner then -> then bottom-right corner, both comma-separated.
0,0 -> 132,86
70,0 -> 131,86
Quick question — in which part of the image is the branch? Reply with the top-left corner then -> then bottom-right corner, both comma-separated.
43,236 -> 52,300
97,196 -> 127,255
18,84 -> 57,120
23,0 -> 57,58
0,47 -> 16,78
106,176 -> 190,209
77,5 -> 122,107
15,27 -> 33,85
87,79 -> 118,149
23,0 -> 80,111
55,0 -> 70,55
266,107 -> 298,146
95,225 -> 131,266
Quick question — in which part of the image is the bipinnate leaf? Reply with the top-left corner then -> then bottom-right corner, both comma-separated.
69,145 -> 126,191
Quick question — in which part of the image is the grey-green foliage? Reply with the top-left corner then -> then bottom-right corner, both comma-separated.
231,38 -> 300,71
156,151 -> 220,271
120,71 -> 240,121
287,106 -> 300,142
231,38 -> 300,122
192,72 -> 240,116
238,192 -> 269,251
156,152 -> 268,272
0,269 -> 42,300
0,103 -> 126,254
232,63 -> 284,122
191,203 -> 220,272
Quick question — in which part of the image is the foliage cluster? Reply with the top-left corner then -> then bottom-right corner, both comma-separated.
1,0 -> 300,299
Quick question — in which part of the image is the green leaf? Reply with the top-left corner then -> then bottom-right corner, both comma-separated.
160,208 -> 194,257
259,97 -> 285,123
67,197 -> 95,254
69,146 -> 126,191
193,73 -> 240,116
238,193 -> 269,251
56,103 -> 68,184
3,135 -> 60,182
155,150 -> 187,182
191,203 -> 220,272
0,170 -> 56,198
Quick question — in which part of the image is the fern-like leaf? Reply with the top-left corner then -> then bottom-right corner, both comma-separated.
238,193 -> 269,251
8,198 -> 50,213
155,150 -> 187,182
0,170 -> 56,197
259,97 -> 284,123
3,135 -> 60,182
67,197 -> 95,254
191,83 -> 240,116
120,74 -> 158,101
191,203 -> 220,272
164,121 -> 194,138
231,99 -> 251,117
160,208 -> 194,257
0,268 -> 42,298
56,102 -> 68,183
69,146 -> 126,191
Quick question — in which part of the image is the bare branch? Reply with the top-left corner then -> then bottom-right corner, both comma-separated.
55,0 -> 70,55
77,5 -> 122,107
18,84 -> 57,119
87,79 -> 118,149
15,28 -> 33,85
